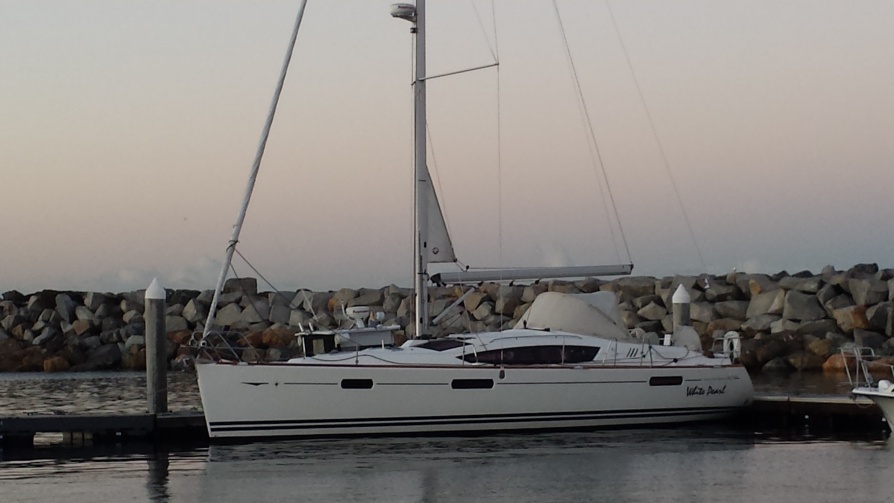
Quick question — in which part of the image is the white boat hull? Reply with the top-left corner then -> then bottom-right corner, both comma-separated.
197,361 -> 753,439
853,388 -> 894,425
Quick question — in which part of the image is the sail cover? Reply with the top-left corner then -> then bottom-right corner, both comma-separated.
515,291 -> 631,340
424,167 -> 456,264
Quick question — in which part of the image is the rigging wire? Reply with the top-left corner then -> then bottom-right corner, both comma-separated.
470,0 -> 499,62
604,0 -> 707,269
202,0 -> 309,339
493,1 -> 506,328
224,249 -> 321,326
551,0 -> 632,265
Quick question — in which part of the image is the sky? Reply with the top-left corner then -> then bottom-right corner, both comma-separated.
2,0 -> 894,295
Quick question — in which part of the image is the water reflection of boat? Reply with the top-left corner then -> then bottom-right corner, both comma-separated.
197,430 -> 756,502
195,0 -> 753,440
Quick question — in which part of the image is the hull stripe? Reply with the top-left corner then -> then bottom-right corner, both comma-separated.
208,406 -> 741,433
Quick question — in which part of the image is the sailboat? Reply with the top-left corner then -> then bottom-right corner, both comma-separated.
195,0 -> 753,440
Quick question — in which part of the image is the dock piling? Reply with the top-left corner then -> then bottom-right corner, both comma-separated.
145,278 -> 168,415
672,284 -> 691,330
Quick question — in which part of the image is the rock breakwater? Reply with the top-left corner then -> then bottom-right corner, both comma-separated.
2,263 -> 893,375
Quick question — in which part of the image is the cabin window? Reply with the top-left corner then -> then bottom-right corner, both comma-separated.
341,379 -> 374,389
460,345 -> 598,365
417,339 -> 467,351
649,376 -> 683,386
451,379 -> 494,389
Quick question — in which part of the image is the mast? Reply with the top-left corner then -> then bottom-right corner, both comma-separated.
201,1 -> 309,339
414,0 -> 429,339
391,2 -> 429,339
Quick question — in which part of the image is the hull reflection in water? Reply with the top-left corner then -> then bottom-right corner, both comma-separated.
194,430 -> 894,503
3,429 -> 893,503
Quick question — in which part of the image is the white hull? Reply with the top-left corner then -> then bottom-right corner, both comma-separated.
197,361 -> 753,439
852,388 -> 894,425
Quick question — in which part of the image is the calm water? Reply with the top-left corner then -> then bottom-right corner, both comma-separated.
1,429 -> 893,502
1,372 -> 890,502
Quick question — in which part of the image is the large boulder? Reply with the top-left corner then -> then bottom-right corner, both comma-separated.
853,329 -> 887,350
165,315 -> 189,332
637,302 -> 667,321
464,291 -> 489,312
74,306 -> 97,323
849,277 -> 888,306
296,290 -> 331,314
182,299 -> 209,324
288,309 -> 312,328
215,303 -> 243,327
807,338 -> 835,358
822,353 -> 857,374
714,301 -> 749,320
124,335 -> 145,352
741,315 -> 781,336
866,302 -> 893,336
262,328 -> 295,348
815,283 -> 840,305
795,319 -> 841,337
170,289 -> 200,307
239,303 -> 267,324
575,277 -> 604,293
823,293 -> 855,317
743,274 -> 779,297
74,343 -> 122,371
2,290 -> 25,302
328,288 -> 358,311
548,282 -> 581,295
224,277 -> 257,296
614,277 -> 657,301
753,337 -> 790,366
349,289 -> 385,307
746,290 -> 785,318
786,351 -> 826,371
706,318 -> 742,336
381,293 -> 402,314
268,304 -> 292,325
494,290 -> 522,316
779,275 -> 823,294
472,302 -> 494,321
770,319 -> 800,334
832,305 -> 870,333
690,302 -> 716,323
1,314 -> 27,333
42,355 -> 70,373
429,298 -> 454,319
782,290 -> 825,321
704,281 -> 740,302
54,293 -> 78,324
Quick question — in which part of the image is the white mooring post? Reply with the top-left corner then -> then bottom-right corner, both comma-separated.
672,284 -> 691,331
145,278 -> 168,414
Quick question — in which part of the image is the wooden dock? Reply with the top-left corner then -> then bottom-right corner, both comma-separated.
0,411 -> 207,448
742,393 -> 887,433
0,394 -> 887,449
